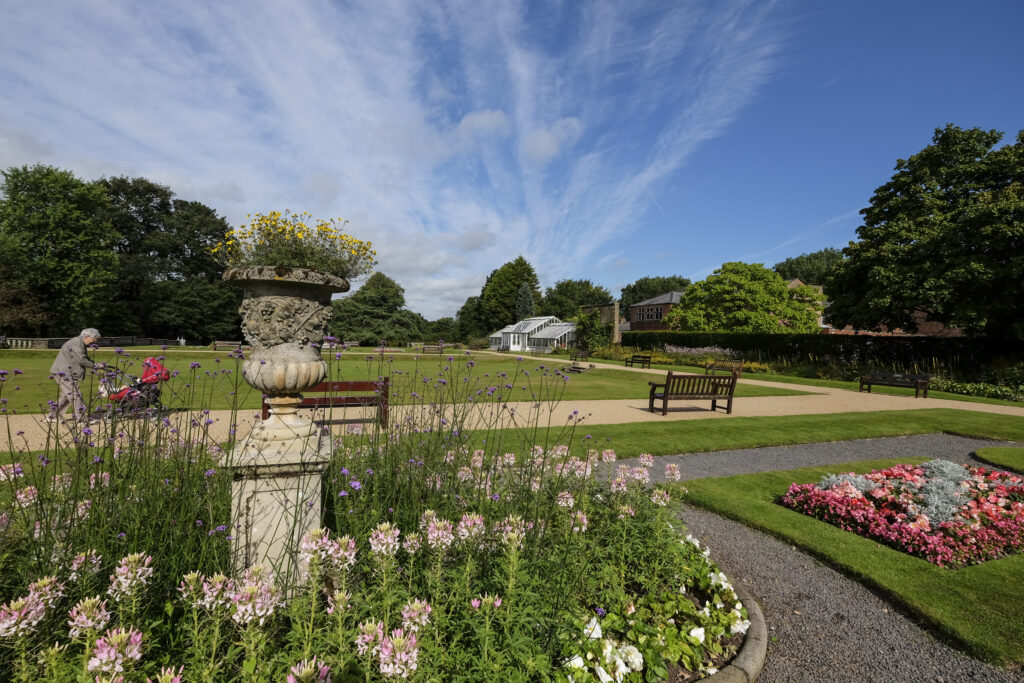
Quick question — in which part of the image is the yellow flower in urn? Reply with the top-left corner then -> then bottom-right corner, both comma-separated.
210,210 -> 377,280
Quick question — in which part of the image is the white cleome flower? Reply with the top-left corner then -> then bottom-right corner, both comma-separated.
583,617 -> 603,639
689,626 -> 706,643
595,665 -> 614,683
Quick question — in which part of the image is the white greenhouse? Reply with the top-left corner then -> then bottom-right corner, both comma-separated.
488,316 -> 576,352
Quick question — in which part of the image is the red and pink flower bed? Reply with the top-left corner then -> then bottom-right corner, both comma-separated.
781,460 -> 1024,567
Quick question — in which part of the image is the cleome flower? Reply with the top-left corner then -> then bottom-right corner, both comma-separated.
287,656 -> 332,683
378,628 -> 419,679
0,591 -> 47,639
87,625 -> 144,673
369,522 -> 401,557
107,553 -> 153,603
68,596 -> 111,638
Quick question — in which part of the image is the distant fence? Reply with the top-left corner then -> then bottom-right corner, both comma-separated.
0,336 -> 186,350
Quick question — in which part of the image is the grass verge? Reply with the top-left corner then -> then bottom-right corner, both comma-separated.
677,458 -> 1024,668
479,408 -> 1024,459
973,447 -> 1024,474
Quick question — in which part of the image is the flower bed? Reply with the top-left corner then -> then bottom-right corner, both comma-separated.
781,460 -> 1024,567
0,354 -> 752,681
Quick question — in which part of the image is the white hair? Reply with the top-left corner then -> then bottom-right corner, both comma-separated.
80,328 -> 100,338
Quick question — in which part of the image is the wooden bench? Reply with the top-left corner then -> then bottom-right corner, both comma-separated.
213,340 -> 244,351
858,372 -> 930,398
705,360 -> 743,378
569,350 -> 589,362
648,371 -> 737,415
421,345 -> 442,353
625,354 -> 651,369
260,378 -> 390,426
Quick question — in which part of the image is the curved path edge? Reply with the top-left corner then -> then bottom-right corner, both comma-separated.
708,583 -> 767,683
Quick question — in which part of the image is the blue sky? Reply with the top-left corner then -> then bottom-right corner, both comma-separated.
1,0 -> 1021,319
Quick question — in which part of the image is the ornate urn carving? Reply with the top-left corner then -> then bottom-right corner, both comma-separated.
224,265 -> 349,443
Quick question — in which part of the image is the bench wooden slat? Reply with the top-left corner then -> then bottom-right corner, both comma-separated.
648,371 -> 737,415
858,372 -> 930,398
705,360 -> 743,378
260,378 -> 390,425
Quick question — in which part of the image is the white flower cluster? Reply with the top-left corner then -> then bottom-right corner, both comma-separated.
564,618 -> 645,683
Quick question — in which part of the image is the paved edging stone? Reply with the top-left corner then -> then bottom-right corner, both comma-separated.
707,583 -> 767,683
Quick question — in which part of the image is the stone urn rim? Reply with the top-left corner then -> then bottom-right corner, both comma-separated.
223,265 -> 350,293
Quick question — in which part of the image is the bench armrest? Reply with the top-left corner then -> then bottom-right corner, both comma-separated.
648,382 -> 664,388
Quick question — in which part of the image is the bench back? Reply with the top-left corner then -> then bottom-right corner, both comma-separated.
865,372 -> 930,384
663,371 -> 736,397
260,379 -> 390,420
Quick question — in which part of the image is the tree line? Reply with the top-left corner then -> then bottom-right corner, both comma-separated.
0,165 -> 240,341
4,125 -> 1019,343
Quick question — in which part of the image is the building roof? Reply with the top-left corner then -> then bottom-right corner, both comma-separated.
530,322 -> 576,340
490,316 -> 561,337
632,291 -> 683,307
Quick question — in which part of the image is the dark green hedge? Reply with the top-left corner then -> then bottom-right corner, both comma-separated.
620,331 -> 1022,371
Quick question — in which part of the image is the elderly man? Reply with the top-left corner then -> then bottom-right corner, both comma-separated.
48,328 -> 104,423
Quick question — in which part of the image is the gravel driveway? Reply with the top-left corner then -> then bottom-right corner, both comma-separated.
629,434 -> 1024,683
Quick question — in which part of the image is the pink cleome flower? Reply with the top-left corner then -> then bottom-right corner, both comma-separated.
379,628 -> 419,679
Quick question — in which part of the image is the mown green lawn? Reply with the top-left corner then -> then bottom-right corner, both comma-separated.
973,447 -> 1024,474
0,349 -> 804,413
465,408 -> 1024,459
677,459 -> 1024,668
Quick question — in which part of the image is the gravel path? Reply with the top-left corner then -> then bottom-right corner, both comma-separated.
629,434 -> 1024,683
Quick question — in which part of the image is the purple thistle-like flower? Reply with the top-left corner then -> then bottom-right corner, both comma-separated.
350,480 -> 362,490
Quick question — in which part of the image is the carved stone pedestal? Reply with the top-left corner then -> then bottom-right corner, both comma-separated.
229,427 -> 329,585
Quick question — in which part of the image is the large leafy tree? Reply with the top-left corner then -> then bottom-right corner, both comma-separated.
454,296 -> 488,342
828,125 -> 1024,338
328,272 -> 427,345
99,177 -> 239,341
773,248 -> 844,291
0,165 -> 118,335
619,275 -> 691,312
664,262 -> 824,333
479,256 -> 540,330
539,279 -> 613,319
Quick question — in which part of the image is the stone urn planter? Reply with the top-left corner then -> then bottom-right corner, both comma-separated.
225,265 -> 349,445
222,265 -> 349,582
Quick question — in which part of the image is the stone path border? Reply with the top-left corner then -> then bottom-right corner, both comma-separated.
708,583 -> 767,683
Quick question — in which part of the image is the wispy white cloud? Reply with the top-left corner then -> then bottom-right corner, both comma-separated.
0,0 -> 786,319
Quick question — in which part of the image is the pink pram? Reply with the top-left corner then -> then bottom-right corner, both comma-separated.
99,357 -> 171,413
